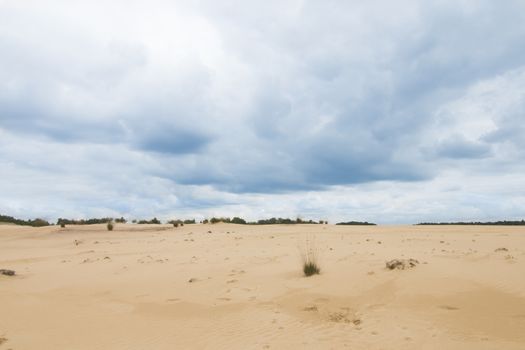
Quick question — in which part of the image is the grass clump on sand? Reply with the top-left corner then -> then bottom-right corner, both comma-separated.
107,221 -> 114,231
300,237 -> 320,277
303,261 -> 320,276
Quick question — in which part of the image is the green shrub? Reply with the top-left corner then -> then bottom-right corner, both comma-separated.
303,261 -> 320,276
300,238 -> 320,277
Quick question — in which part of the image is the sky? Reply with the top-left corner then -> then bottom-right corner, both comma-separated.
1,0 -> 525,224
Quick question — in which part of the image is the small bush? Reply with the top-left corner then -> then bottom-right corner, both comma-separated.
299,237 -> 320,277
107,221 -> 114,231
173,222 -> 179,227
303,261 -> 320,276
60,222 -> 66,228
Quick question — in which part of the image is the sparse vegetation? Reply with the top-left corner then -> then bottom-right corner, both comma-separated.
0,214 -> 50,227
255,217 -> 319,225
299,237 -> 320,277
336,221 -> 376,226
168,219 -> 182,227
137,217 -> 161,224
230,217 -> 246,224
168,219 -> 190,226
200,217 -> 322,225
107,221 -> 114,231
60,222 -> 66,228
57,217 -> 112,225
207,217 -> 247,224
416,220 -> 525,226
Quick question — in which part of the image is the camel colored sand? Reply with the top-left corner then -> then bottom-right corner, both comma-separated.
1,223 -> 525,349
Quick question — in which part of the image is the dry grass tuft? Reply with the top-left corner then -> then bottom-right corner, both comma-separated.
299,236 -> 321,276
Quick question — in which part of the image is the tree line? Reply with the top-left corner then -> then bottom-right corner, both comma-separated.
417,220 -> 525,226
0,214 -> 50,227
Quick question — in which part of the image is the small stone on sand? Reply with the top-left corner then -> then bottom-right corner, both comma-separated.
385,259 -> 419,270
0,269 -> 15,276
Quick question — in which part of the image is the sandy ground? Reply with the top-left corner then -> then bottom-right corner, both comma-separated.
1,223 -> 525,349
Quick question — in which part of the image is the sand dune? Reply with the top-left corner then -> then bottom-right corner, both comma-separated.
1,223 -> 524,349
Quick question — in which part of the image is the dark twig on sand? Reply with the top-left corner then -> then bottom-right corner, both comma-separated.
0,269 -> 16,276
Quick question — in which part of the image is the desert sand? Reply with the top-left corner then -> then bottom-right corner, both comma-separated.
1,223 -> 524,349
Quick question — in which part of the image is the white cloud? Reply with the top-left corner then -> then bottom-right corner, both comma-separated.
1,0 -> 525,222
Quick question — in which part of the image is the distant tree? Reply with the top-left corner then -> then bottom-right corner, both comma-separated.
416,220 -> 525,226
231,217 -> 247,224
137,217 -> 161,224
55,217 -> 112,225
0,214 -> 51,227
336,221 -> 376,226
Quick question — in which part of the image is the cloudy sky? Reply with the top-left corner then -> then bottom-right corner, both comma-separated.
1,0 -> 525,223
